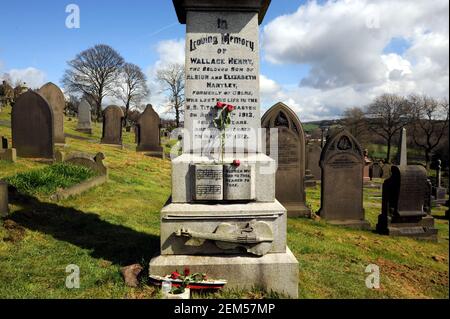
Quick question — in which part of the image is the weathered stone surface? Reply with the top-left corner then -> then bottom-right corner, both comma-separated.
12,90 -> 54,159
171,154 -> 275,203
59,152 -> 108,176
121,264 -> 143,288
150,246 -> 299,299
0,181 -> 9,217
136,104 -> 163,155
101,105 -> 124,145
318,129 -> 370,229
76,99 -> 92,134
396,127 -> 407,166
262,102 -> 310,217
193,164 -> 223,201
306,143 -> 321,180
0,148 -> 16,162
160,200 -> 286,256
183,8 -> 261,154
381,163 -> 392,179
376,165 -> 438,240
224,164 -> 255,200
38,82 -> 65,144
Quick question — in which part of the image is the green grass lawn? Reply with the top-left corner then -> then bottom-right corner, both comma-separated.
0,105 -> 448,299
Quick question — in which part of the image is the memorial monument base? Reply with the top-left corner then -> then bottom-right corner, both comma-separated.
283,202 -> 311,218
376,215 -> 438,241
149,247 -> 299,299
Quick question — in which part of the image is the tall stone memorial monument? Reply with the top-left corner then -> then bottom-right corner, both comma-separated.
101,105 -> 124,146
149,0 -> 299,298
38,82 -> 66,145
136,104 -> 164,157
318,129 -> 370,229
396,127 -> 407,166
76,99 -> 92,134
261,102 -> 310,217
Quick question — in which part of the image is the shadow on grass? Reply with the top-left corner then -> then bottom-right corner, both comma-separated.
6,187 -> 160,267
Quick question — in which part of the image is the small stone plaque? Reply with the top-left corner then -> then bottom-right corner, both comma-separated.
224,164 -> 255,200
194,164 -> 223,201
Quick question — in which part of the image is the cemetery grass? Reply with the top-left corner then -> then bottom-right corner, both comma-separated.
0,107 -> 448,299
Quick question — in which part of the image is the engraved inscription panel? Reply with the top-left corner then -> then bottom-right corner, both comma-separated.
194,164 -> 223,200
224,164 -> 255,200
185,11 -> 260,153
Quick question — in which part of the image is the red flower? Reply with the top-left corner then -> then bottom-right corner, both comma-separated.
171,271 -> 181,279
227,104 -> 235,112
184,267 -> 190,276
233,159 -> 241,167
216,101 -> 226,109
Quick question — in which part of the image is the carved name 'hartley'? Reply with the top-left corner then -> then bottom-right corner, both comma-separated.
190,34 -> 255,52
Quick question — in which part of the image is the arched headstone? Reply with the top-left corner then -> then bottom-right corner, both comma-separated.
136,104 -> 164,157
261,102 -> 311,217
12,90 -> 54,159
38,82 -> 65,144
101,105 -> 123,145
318,129 -> 370,229
76,99 -> 92,134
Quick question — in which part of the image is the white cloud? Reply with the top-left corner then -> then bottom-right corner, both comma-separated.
261,0 -> 449,120
1,67 -> 47,89
146,38 -> 185,117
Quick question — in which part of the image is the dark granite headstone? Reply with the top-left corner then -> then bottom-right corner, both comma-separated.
371,161 -> 383,179
38,82 -> 66,144
376,165 -> 437,240
136,104 -> 164,157
1,136 -> 7,149
306,143 -> 321,180
318,129 -> 370,229
101,105 -> 124,145
262,102 -> 311,217
12,90 -> 54,159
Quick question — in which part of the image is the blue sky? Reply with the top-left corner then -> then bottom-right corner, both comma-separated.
0,0 -> 306,86
1,0 -> 448,121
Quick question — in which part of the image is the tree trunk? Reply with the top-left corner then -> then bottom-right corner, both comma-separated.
175,104 -> 180,128
124,101 -> 130,127
386,137 -> 392,163
425,149 -> 431,170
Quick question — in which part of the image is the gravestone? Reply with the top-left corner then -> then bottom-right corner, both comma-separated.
38,82 -> 65,144
0,137 -> 16,162
136,104 -> 164,157
396,127 -> 407,166
306,143 -> 322,180
304,169 -> 316,188
150,0 -> 299,298
363,149 -> 372,183
376,165 -> 438,240
318,129 -> 370,229
0,181 -> 9,217
371,161 -> 382,179
101,105 -> 124,145
76,99 -> 92,134
432,159 -> 447,205
1,137 -> 7,149
12,90 -> 54,159
261,102 -> 311,217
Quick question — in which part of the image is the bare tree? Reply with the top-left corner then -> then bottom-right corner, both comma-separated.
157,63 -> 185,128
365,94 -> 411,163
408,94 -> 449,168
62,44 -> 124,121
114,63 -> 149,126
341,107 -> 368,145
